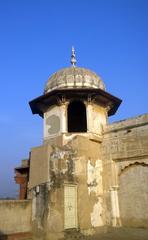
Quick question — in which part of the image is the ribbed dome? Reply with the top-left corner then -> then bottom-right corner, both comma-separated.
44,67 -> 105,93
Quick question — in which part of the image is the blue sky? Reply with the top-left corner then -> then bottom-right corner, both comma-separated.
0,0 -> 148,197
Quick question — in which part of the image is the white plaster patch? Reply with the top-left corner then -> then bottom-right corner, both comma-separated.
63,133 -> 88,145
91,198 -> 103,227
87,159 -> 103,195
50,147 -> 75,175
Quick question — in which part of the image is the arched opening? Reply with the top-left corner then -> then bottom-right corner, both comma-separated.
119,164 -> 148,227
68,100 -> 87,132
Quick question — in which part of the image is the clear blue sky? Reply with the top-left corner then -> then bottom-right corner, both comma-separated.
0,0 -> 148,197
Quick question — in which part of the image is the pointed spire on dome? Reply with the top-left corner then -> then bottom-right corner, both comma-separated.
71,46 -> 76,67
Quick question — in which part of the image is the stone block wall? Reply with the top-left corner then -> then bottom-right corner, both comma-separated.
102,114 -> 148,227
0,200 -> 32,235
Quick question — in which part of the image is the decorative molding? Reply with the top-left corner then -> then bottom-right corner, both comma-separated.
105,121 -> 148,134
119,161 -> 148,175
113,154 -> 148,162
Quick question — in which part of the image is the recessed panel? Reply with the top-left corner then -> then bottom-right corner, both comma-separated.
46,114 -> 60,135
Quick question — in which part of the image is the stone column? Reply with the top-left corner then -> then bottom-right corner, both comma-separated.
110,186 -> 121,227
61,103 -> 68,133
86,103 -> 92,132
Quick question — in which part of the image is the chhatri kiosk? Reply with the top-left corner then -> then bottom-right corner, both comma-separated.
14,48 -> 148,240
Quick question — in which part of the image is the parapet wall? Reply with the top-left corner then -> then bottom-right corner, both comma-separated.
104,114 -> 148,160
106,114 -> 148,132
0,200 -> 32,235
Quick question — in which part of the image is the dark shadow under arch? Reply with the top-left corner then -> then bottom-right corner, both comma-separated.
68,100 -> 87,132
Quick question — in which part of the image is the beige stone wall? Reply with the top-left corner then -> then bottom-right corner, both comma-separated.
102,114 -> 148,227
44,101 -> 107,145
44,105 -> 62,140
72,137 -> 104,231
0,200 -> 32,234
118,164 -> 148,227
29,144 -> 52,189
45,135 -> 105,235
87,103 -> 107,136
45,186 -> 64,240
104,114 -> 148,162
29,112 -> 148,233
103,114 -> 148,186
28,135 -> 104,237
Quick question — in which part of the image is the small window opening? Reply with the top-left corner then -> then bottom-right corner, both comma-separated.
68,100 -> 87,132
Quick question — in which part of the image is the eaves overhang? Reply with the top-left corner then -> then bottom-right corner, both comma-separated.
29,88 -> 122,117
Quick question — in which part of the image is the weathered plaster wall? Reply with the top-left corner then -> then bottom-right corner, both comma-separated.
119,164 -> 148,227
31,183 -> 64,240
30,144 -> 76,239
102,114 -> 148,227
87,103 -> 107,136
44,102 -> 107,145
29,144 -> 52,189
70,136 -> 104,232
104,114 -> 148,162
29,112 -> 148,237
0,200 -> 32,234
44,105 -> 62,140
45,187 -> 64,240
34,135 -> 105,238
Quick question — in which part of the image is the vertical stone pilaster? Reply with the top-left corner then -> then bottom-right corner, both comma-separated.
61,103 -> 68,133
86,103 -> 92,132
110,186 -> 121,227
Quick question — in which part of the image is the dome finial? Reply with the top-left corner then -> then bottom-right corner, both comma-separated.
71,46 -> 76,67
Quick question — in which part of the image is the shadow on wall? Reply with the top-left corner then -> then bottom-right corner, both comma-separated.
0,231 -> 33,240
0,231 -> 8,240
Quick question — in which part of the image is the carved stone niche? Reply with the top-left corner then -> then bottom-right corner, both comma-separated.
115,156 -> 148,176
